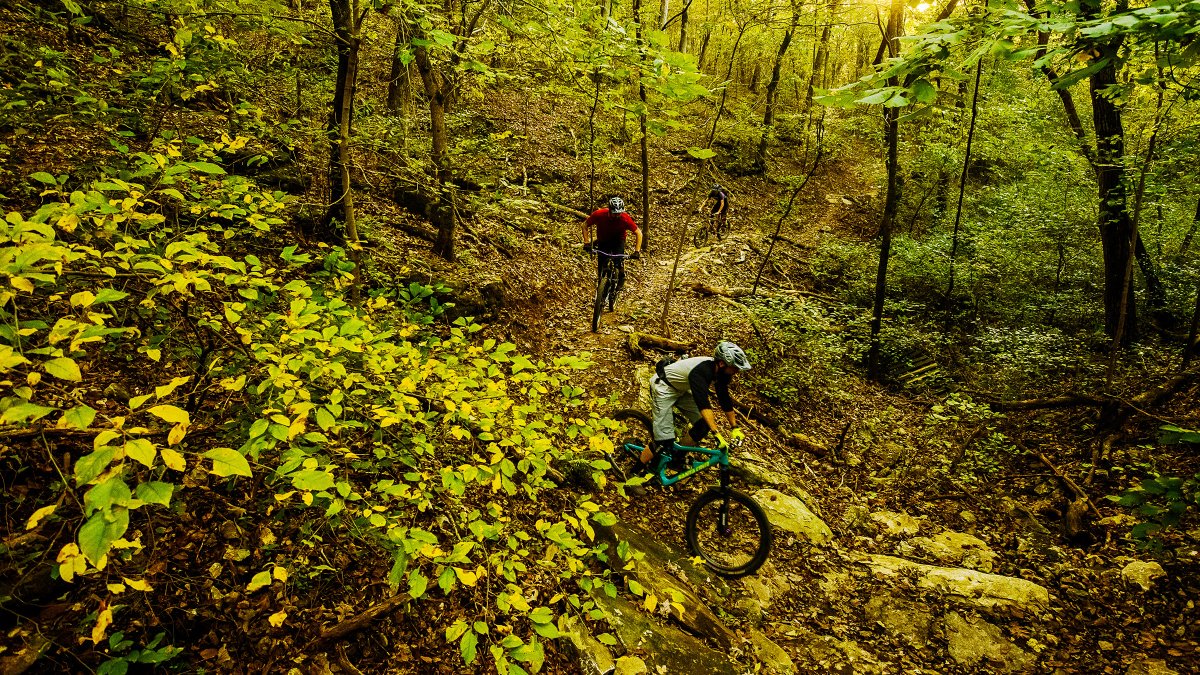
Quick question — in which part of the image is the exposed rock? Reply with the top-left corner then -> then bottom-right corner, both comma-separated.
842,504 -> 877,536
778,623 -> 889,674
749,629 -> 796,674
870,511 -> 923,537
864,595 -> 933,648
1121,560 -> 1166,592
614,655 -> 649,675
754,489 -> 834,545
944,611 -> 1032,673
1126,656 -> 1181,675
733,452 -> 789,486
592,591 -> 739,675
594,524 -> 736,647
909,531 -> 998,572
559,615 -> 615,675
855,554 -> 1051,612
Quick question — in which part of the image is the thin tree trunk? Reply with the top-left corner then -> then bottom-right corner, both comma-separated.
1082,0 -> 1136,341
867,0 -> 903,382
588,70 -> 601,207
324,0 -> 360,241
805,0 -> 840,112
705,23 -> 749,150
1173,196 -> 1200,265
944,58 -> 983,326
634,0 -> 651,247
678,4 -> 688,51
1185,281 -> 1200,369
697,29 -> 711,71
755,4 -> 798,171
412,39 -> 456,261
386,21 -> 414,115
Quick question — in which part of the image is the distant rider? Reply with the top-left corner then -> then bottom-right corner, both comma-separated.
647,341 -> 751,470
702,183 -> 729,230
582,197 -> 643,311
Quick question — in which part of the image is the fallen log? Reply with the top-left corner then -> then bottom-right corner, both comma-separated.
730,395 -> 782,429
542,200 -> 589,219
628,333 -> 691,355
987,394 -> 1106,411
392,221 -> 437,242
310,594 -> 410,647
689,282 -> 753,297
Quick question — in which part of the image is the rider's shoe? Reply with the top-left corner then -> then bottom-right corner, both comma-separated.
666,453 -> 688,473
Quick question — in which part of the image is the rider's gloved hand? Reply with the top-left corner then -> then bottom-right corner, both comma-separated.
629,250 -> 641,260
715,433 -> 729,449
583,242 -> 594,253
729,428 -> 745,445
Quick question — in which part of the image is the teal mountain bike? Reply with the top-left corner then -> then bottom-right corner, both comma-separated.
610,409 -> 772,578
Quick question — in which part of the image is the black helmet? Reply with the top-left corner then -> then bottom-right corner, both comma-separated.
712,183 -> 722,191
608,197 -> 625,214
714,341 -> 751,371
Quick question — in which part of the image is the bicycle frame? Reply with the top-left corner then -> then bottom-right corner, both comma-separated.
620,439 -> 731,487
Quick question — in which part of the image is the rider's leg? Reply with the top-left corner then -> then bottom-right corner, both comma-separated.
649,376 -> 681,464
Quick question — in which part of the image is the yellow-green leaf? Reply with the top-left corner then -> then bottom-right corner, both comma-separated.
44,357 -> 81,381
247,570 -> 272,592
204,447 -> 251,477
155,376 -> 191,399
148,405 -> 189,425
25,505 -> 57,530
124,438 -> 157,467
161,447 -> 186,471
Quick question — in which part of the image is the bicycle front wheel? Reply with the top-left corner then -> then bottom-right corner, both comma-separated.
591,275 -> 608,332
692,224 -> 709,248
685,488 -> 772,578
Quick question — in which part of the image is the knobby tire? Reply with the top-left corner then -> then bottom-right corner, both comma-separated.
693,223 -> 709,248
592,273 -> 609,333
685,487 -> 772,578
611,409 -> 654,482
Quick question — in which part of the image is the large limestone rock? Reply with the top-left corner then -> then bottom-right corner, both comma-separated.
864,595 -> 933,648
754,489 -> 834,545
733,452 -> 790,486
749,630 -> 795,674
592,591 -> 739,675
907,531 -> 998,572
855,554 -> 1051,612
594,524 -> 736,647
944,611 -> 1032,673
1121,560 -> 1166,592
870,511 -> 923,537
560,615 -> 615,675
776,623 -> 889,674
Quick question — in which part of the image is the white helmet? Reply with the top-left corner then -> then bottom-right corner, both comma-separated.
714,341 -> 751,371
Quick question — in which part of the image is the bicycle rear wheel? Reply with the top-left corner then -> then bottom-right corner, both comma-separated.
591,274 -> 609,332
611,409 -> 654,482
685,487 -> 772,578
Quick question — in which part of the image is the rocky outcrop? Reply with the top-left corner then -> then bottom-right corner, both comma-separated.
1120,560 -> 1166,592
753,489 -> 834,545
944,611 -> 1033,673
855,554 -> 1051,612
592,591 -> 740,675
905,530 -> 998,572
869,510 -> 923,537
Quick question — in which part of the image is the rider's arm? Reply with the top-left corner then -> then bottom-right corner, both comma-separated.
715,374 -> 736,426
581,219 -> 591,246
632,223 -> 643,252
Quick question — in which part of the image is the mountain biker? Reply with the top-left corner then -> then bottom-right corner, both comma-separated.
647,341 -> 751,470
701,183 -> 729,230
582,197 -> 643,310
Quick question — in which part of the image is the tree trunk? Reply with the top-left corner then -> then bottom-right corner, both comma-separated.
866,0 -> 903,382
324,0 -> 360,241
944,58 -> 983,324
805,0 -> 840,112
1173,196 -> 1199,265
386,21 -> 414,115
697,29 -> 711,71
678,4 -> 688,51
1084,0 -> 1136,342
412,40 -> 457,261
634,0 -> 651,246
1185,280 -> 1200,369
755,4 -> 798,170
705,24 -> 749,150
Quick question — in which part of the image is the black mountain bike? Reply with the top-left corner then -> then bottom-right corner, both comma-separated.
609,408 -> 772,578
591,250 -> 630,332
692,211 -> 730,248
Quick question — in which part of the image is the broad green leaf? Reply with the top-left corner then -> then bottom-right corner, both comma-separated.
30,171 -> 57,185
528,607 -> 554,624
135,481 -> 174,506
75,447 -> 117,485
78,507 -> 129,564
1,402 -> 56,424
124,438 -> 157,467
93,289 -> 128,304
204,448 -> 251,477
408,570 -> 428,599
187,161 -> 226,174
686,147 -> 716,159
84,476 -> 132,516
247,571 -> 273,592
147,405 -> 189,425
291,469 -> 334,491
445,620 -> 469,642
44,357 -> 81,381
460,630 -> 478,664
61,404 -> 97,430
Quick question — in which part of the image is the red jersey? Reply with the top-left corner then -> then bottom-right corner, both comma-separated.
585,208 -> 639,254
